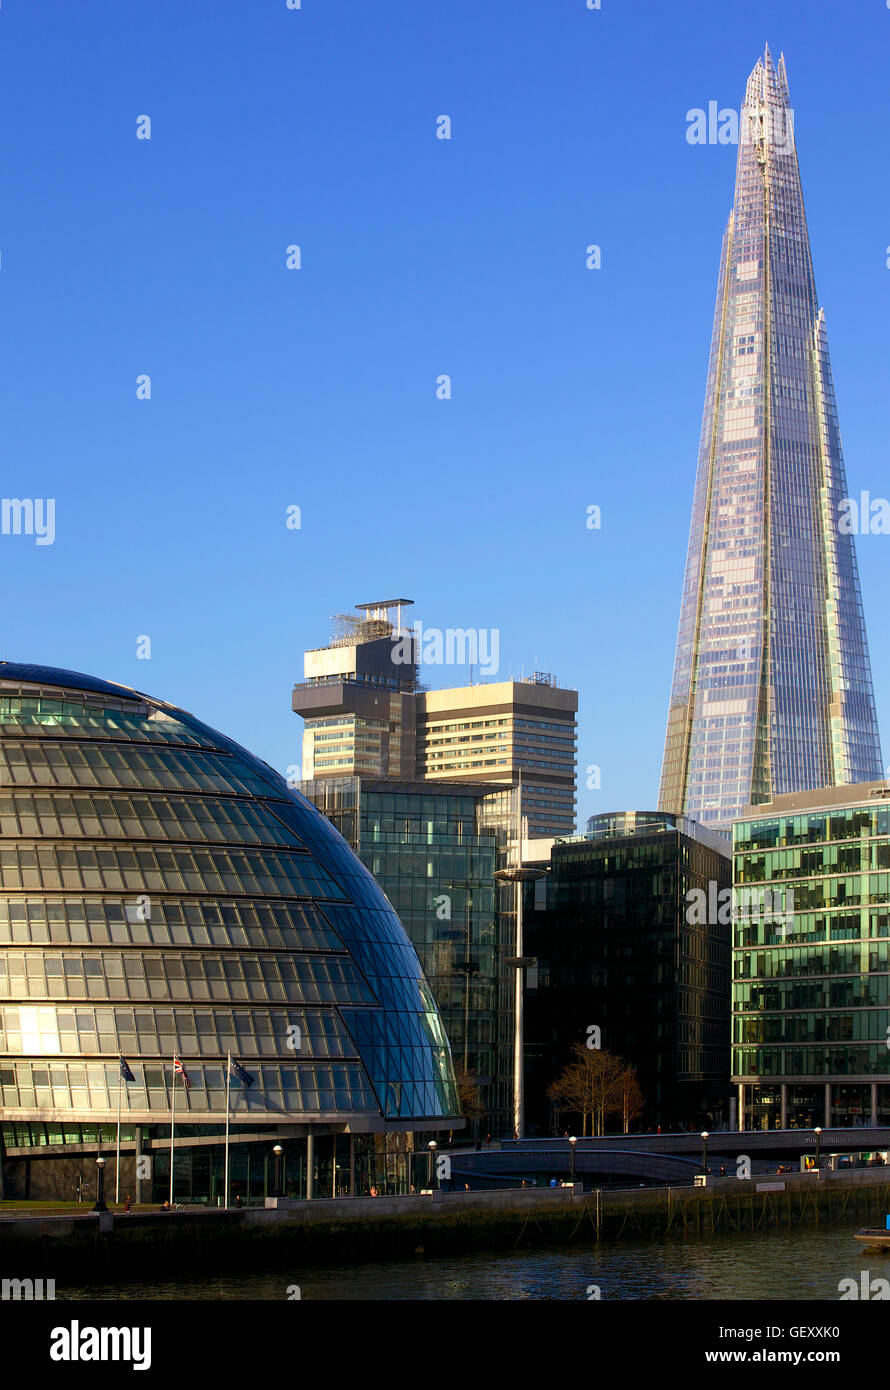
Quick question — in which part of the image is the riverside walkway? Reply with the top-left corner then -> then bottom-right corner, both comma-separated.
2,1167 -> 889,1276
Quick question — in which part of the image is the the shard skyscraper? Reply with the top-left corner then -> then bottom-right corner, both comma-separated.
660,47 -> 883,830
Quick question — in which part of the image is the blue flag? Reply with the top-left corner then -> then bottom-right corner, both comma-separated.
231,1059 -> 255,1089
120,1058 -> 135,1083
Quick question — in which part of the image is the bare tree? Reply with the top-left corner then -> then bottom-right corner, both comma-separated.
456,1068 -> 487,1143
588,1049 -> 626,1136
548,1045 -> 595,1135
548,1044 -> 644,1136
618,1064 -> 645,1134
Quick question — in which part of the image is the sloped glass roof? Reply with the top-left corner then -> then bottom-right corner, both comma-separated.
0,663 -> 459,1126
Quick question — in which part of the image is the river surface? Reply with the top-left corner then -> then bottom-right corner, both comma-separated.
58,1219 -> 884,1300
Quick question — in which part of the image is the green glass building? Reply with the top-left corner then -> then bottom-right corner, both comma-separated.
299,777 -> 504,1137
733,783 -> 890,1130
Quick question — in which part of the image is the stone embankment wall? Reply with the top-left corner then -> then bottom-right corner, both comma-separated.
1,1171 -> 888,1279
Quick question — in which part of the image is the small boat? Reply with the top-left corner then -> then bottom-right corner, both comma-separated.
854,1228 -> 890,1252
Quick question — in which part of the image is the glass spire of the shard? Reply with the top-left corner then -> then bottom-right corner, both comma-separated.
660,47 -> 883,830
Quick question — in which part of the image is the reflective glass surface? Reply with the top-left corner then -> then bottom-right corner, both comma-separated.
660,50 -> 882,829
524,822 -> 732,1131
0,664 -> 460,1125
732,801 -> 890,1115
303,780 -> 502,1129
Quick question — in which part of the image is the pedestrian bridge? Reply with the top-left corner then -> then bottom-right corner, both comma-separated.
448,1128 -> 890,1190
450,1148 -> 702,1188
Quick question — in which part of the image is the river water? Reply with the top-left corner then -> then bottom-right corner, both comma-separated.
58,1219 -> 884,1300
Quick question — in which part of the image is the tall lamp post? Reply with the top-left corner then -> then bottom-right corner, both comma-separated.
814,1126 -> 822,1171
272,1143 -> 284,1199
700,1131 -> 709,1176
496,858 -> 546,1141
427,1140 -> 438,1190
569,1135 -> 577,1184
92,1156 -> 108,1213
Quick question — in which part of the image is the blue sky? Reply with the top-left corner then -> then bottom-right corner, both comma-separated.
2,0 -> 889,827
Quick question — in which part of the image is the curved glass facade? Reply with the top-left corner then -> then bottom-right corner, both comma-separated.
0,663 -> 460,1134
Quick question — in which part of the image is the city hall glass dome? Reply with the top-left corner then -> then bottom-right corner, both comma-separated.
0,663 -> 460,1139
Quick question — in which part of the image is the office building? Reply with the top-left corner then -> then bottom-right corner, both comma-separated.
733,781 -> 890,1130
660,48 -> 882,830
524,811 -> 732,1132
293,602 -> 579,1134
296,602 -> 418,782
300,777 -> 507,1136
417,679 -> 577,839
293,601 -> 578,839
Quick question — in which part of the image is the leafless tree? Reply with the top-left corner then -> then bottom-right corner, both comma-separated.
456,1068 -> 487,1143
548,1044 -> 645,1136
618,1064 -> 645,1134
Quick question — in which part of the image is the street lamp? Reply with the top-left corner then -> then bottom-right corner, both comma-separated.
92,1156 -> 108,1213
700,1131 -> 709,1176
814,1126 -> 822,1171
496,861 -> 546,1142
427,1140 -> 438,1190
272,1143 -> 284,1198
568,1136 -> 577,1183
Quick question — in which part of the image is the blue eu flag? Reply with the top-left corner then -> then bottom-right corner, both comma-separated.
231,1059 -> 255,1089
120,1058 -> 135,1083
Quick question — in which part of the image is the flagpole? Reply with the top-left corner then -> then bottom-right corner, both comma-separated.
116,1055 -> 122,1204
169,1055 -> 176,1206
224,1050 -> 231,1209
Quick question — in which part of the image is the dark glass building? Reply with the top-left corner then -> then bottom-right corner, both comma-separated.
299,777 -> 505,1137
524,812 -> 732,1132
733,782 -> 890,1131
0,663 -> 460,1203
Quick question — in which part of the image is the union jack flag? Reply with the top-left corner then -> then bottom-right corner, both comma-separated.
172,1055 -> 192,1089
